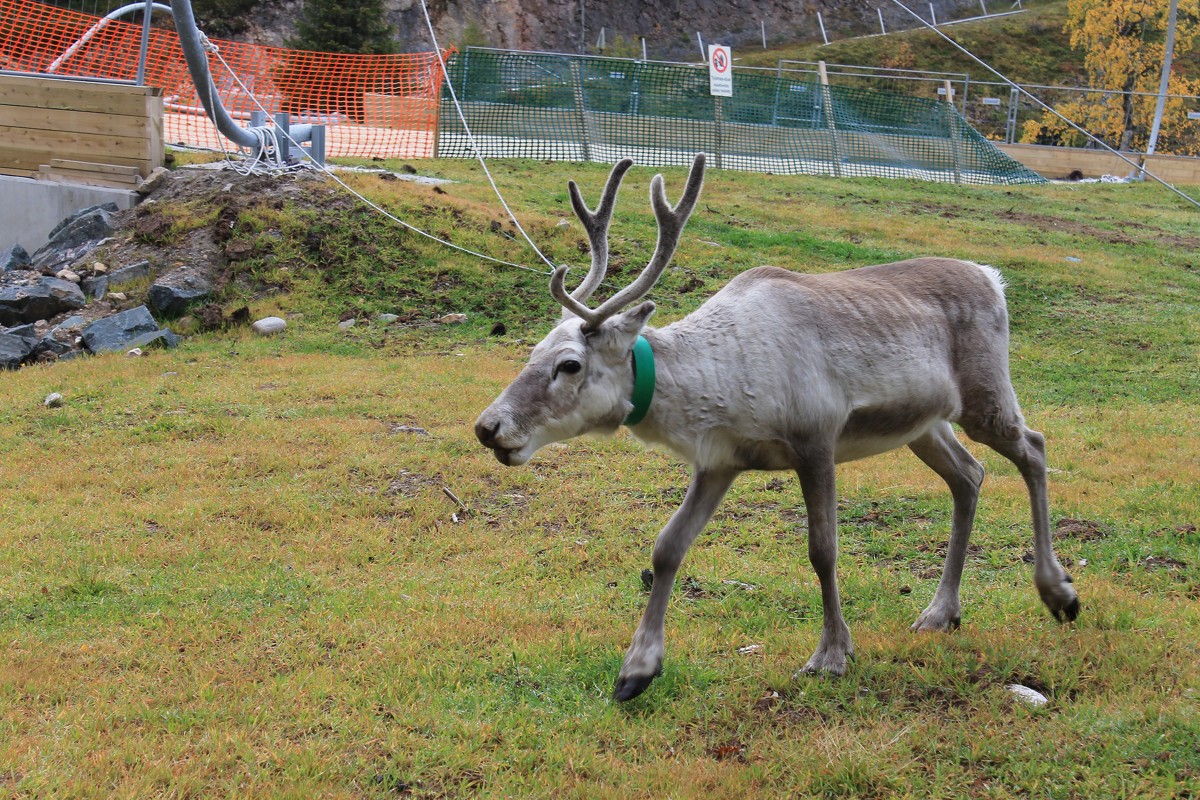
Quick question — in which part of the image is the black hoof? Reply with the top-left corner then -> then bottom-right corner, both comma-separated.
1051,596 -> 1081,623
613,669 -> 659,702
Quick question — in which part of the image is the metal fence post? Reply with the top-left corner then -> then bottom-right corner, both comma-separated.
945,79 -> 962,184
135,0 -> 152,85
818,61 -> 842,178
1006,84 -> 1019,143
569,59 -> 592,162
714,96 -> 724,171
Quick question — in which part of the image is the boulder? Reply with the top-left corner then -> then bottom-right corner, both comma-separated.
81,305 -> 160,353
108,260 -> 152,288
0,331 -> 34,369
251,316 -> 287,335
0,271 -> 88,326
33,332 -> 77,359
82,274 -> 109,300
135,166 -> 169,196
53,315 -> 86,332
31,203 -> 118,272
1,244 -> 31,272
124,328 -> 181,351
148,276 -> 211,317
3,323 -> 37,341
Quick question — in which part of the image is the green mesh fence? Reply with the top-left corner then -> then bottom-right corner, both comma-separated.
438,48 -> 1045,185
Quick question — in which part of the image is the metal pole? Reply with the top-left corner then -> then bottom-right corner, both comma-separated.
817,12 -> 829,45
1143,0 -> 1180,170
135,0 -> 153,85
878,8 -> 886,34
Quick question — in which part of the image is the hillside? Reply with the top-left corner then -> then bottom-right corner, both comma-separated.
739,0 -> 1084,85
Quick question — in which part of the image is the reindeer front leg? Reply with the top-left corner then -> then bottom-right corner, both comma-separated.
795,451 -> 854,675
613,467 -> 738,702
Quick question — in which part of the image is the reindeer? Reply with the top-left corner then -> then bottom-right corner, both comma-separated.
475,154 -> 1079,702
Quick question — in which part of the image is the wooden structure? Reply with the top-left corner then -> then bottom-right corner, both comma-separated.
0,74 -> 163,188
999,143 -> 1200,185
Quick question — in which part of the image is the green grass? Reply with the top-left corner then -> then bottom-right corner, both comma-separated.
1,156 -> 1198,797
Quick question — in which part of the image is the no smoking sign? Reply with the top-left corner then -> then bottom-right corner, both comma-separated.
708,44 -> 732,97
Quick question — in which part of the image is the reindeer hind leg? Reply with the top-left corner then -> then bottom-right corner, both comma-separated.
961,398 -> 1079,624
908,421 -> 985,632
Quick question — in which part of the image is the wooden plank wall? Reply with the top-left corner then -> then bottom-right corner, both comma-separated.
999,143 -> 1200,185
0,74 -> 164,182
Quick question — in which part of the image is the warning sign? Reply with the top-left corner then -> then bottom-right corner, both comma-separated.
708,44 -> 732,97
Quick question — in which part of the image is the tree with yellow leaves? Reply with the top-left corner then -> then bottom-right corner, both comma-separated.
1021,0 -> 1200,155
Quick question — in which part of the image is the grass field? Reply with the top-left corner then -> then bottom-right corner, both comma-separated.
1,156 -> 1198,798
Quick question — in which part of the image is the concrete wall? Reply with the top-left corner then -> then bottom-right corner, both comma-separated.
0,175 -> 136,253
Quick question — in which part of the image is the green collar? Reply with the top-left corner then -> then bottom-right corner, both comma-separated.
625,334 -> 655,426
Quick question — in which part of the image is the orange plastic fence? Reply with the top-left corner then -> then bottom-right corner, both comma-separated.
0,0 -> 448,159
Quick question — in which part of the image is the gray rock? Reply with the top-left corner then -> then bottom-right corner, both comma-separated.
124,328 -> 181,350
82,274 -> 109,300
0,331 -> 34,369
377,313 -> 400,326
3,323 -> 37,340
338,318 -> 357,330
108,260 -> 152,288
0,271 -> 88,326
1,244 -> 31,272
1006,684 -> 1049,707
135,166 -> 169,196
31,204 -> 117,271
33,332 -> 76,358
148,277 -> 211,317
44,203 -> 119,243
44,392 -> 64,407
53,315 -> 86,331
81,305 -> 160,353
251,316 -> 287,335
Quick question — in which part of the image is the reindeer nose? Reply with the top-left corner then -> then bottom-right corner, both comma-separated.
475,418 -> 501,449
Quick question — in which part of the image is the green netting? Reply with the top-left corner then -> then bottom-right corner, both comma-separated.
438,48 -> 1045,185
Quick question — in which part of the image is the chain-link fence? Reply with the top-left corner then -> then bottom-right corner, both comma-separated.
437,48 -> 1044,185
776,62 -> 1200,156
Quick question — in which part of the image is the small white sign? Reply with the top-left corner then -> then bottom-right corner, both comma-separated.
708,44 -> 732,97
982,97 -> 1002,106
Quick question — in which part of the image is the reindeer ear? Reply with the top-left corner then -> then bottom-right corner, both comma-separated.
608,301 -> 655,341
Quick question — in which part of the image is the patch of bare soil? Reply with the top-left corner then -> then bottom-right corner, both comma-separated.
901,201 -> 1200,249
1054,517 -> 1107,541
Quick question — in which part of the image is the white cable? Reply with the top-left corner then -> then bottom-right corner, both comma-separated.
204,46 -> 552,275
889,0 -> 1200,210
415,0 -> 559,271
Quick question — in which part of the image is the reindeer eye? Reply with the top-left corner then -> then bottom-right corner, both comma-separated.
554,359 -> 582,379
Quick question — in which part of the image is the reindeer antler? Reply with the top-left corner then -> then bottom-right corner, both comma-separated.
560,157 -> 634,314
554,153 -> 706,332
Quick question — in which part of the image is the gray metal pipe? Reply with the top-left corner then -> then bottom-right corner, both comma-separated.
168,0 -> 311,153
47,2 -> 173,74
